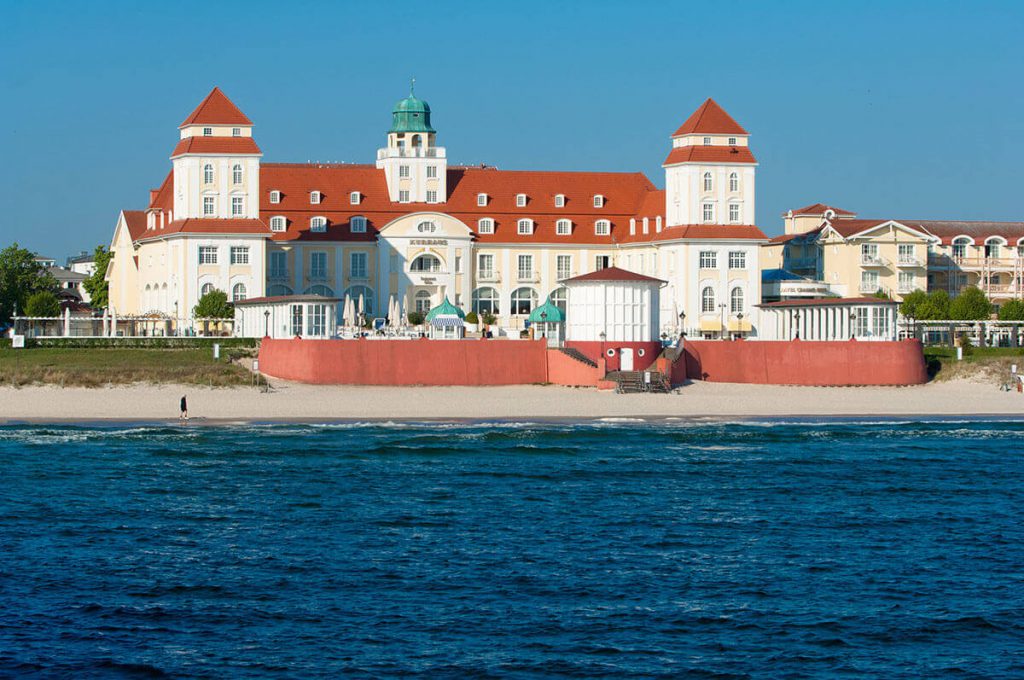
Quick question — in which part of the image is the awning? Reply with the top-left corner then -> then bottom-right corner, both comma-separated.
431,316 -> 464,328
700,318 -> 722,332
727,319 -> 753,332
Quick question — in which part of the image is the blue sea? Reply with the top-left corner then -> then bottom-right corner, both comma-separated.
1,419 -> 1023,678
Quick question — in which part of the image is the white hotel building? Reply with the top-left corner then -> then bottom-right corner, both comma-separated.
107,87 -> 768,337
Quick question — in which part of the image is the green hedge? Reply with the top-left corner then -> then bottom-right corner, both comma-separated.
2,337 -> 257,350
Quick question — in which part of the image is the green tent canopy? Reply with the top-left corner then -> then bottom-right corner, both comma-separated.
425,296 -> 465,322
528,297 -> 564,323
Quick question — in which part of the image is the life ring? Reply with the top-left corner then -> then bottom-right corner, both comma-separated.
637,348 -> 646,357
606,348 -> 616,357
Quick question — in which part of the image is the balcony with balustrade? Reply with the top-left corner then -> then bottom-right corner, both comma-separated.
517,270 -> 541,283
376,147 -> 446,160
860,254 -> 890,268
897,254 -> 926,268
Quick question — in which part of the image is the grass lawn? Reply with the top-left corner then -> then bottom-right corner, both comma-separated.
923,346 -> 1024,382
0,347 -> 254,387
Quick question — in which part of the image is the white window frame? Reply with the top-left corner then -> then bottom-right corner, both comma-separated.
198,246 -> 218,265
699,251 -> 717,269
703,136 -> 711,146
426,190 -> 438,203
556,219 -> 572,236
728,203 -> 741,223
270,216 -> 287,232
310,216 -> 327,232
399,165 -> 410,178
703,172 -> 713,192
399,190 -> 410,203
702,203 -> 715,223
416,221 -> 436,234
232,127 -> 241,137
269,190 -> 281,204
593,194 -> 604,208
517,254 -> 533,280
310,191 -> 321,205
203,164 -> 214,185
477,253 -> 494,277
203,196 -> 216,216
516,193 -> 527,207
231,196 -> 244,216
556,255 -> 572,280
477,218 -> 494,234
730,287 -> 744,314
728,251 -> 746,270
517,219 -> 533,235
728,137 -> 737,146
350,252 -> 368,279
729,172 -> 739,192
594,220 -> 611,236
351,216 -> 367,233
426,165 -> 437,179
230,246 -> 249,265
203,127 -> 212,137
701,286 -> 716,312
554,194 -> 565,208
232,164 -> 243,185
477,193 -> 488,207
349,191 -> 360,205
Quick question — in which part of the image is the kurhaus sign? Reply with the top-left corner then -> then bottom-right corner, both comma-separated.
411,239 -> 448,246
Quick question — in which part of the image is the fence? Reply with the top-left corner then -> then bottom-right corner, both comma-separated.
11,314 -> 234,339
897,320 -> 1024,348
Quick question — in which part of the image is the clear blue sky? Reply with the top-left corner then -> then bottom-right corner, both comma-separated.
3,0 -> 1022,260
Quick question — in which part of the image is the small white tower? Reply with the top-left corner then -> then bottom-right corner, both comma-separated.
376,81 -> 447,204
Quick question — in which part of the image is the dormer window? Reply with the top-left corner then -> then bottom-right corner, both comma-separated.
232,128 -> 241,137
728,137 -> 737,146
270,216 -> 287,232
477,193 -> 488,207
593,194 -> 605,208
556,219 -> 572,236
310,191 -> 321,205
703,136 -> 711,146
478,218 -> 495,234
310,216 -> 327,232
555,194 -> 566,208
269,190 -> 281,204
416,220 -> 437,234
594,220 -> 611,236
517,218 -> 533,235
516,193 -> 527,207
351,216 -> 367,233
203,127 -> 213,137
350,191 -> 360,205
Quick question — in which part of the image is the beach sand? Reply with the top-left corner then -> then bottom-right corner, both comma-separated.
0,379 -> 1020,422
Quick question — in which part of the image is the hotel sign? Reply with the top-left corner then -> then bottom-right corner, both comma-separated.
411,239 -> 448,246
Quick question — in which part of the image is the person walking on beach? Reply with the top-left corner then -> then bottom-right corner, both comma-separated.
179,395 -> 188,421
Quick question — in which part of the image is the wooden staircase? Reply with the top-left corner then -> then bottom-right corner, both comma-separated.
608,370 -> 672,394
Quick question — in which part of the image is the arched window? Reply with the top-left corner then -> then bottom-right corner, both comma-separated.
477,218 -> 495,234
203,164 -> 214,184
472,287 -> 500,315
984,238 -> 1004,259
952,237 -> 971,259
267,284 -> 293,296
729,172 -> 739,192
594,219 -> 611,236
305,284 -> 335,297
310,216 -> 327,232
549,287 -> 567,313
511,287 -> 538,315
517,219 -> 533,235
232,164 -> 243,184
703,172 -> 713,192
410,254 -> 442,272
701,286 -> 716,313
270,216 -> 287,232
556,219 -> 572,236
201,282 -> 214,297
344,285 -> 374,315
416,220 -> 437,233
730,287 -> 744,314
232,283 -> 247,302
414,290 -> 432,313
351,216 -> 367,233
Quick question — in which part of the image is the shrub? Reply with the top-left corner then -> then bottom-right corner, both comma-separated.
25,291 -> 60,317
482,312 -> 497,325
899,289 -> 928,318
924,290 -> 951,319
407,311 -> 425,326
464,311 -> 479,324
998,299 -> 1024,321
193,289 -> 233,318
949,286 -> 992,320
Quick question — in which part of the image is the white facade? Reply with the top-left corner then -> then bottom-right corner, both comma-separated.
565,279 -> 661,342
759,301 -> 899,341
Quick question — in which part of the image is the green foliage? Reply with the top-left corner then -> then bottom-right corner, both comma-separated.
30,337 -> 256,349
407,310 -> 425,326
997,299 -> 1024,321
920,290 -> 951,320
193,289 -> 234,318
949,286 -> 992,320
872,289 -> 892,300
960,335 -> 974,356
464,311 -> 479,324
481,312 -> 497,325
899,289 -> 928,318
24,290 -> 60,317
82,245 -> 113,309
0,242 -> 58,323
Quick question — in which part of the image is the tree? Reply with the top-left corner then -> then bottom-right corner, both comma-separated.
998,299 -> 1024,321
899,289 -> 928,318
193,289 -> 233,318
924,290 -> 951,319
0,242 -> 58,324
949,286 -> 993,320
24,290 -> 60,317
82,245 -> 113,309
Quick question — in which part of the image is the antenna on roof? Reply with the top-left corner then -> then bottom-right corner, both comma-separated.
410,76 -> 416,96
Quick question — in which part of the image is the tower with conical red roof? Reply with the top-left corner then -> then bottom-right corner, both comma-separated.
171,87 -> 262,220
662,98 -> 757,227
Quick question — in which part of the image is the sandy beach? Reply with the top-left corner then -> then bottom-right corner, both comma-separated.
0,379 -> 1020,422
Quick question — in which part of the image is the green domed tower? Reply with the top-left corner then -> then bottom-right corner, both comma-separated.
376,79 -> 447,204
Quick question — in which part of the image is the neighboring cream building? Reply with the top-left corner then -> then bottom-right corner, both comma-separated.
107,87 -> 768,337
764,204 -> 1024,304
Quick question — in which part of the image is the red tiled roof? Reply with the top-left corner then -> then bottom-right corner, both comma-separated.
663,145 -> 756,166
136,218 -> 270,242
180,87 -> 253,127
562,266 -> 665,284
122,210 -> 148,240
672,99 -> 748,136
824,219 -> 892,238
767,226 -> 824,244
171,136 -> 262,157
786,203 -> 856,217
898,220 -> 1024,245
759,297 -> 895,308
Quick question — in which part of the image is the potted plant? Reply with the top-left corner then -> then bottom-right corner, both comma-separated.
464,311 -> 479,333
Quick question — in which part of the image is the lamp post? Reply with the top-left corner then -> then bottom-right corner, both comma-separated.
794,311 -> 801,340
719,303 -> 727,340
850,311 -> 857,340
599,331 -> 606,361
264,309 -> 271,338
540,310 -> 548,342
736,311 -> 744,340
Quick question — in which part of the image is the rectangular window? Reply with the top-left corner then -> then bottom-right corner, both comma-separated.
703,136 -> 711,145
426,190 -> 438,203
557,255 -> 572,280
306,304 -> 327,336
899,271 -> 915,291
556,220 -> 571,235
728,137 -> 737,145
203,196 -> 216,216
517,255 -> 533,280
399,190 -> 410,203
310,191 -> 321,204
728,204 -> 740,223
702,203 -> 714,222
203,127 -> 212,136
198,246 -> 218,265
232,127 -> 241,137
231,196 -> 244,216
861,243 -> 879,263
269,251 -> 287,278
455,255 -> 462,273
477,193 -> 488,206
349,192 -> 360,205
555,194 -> 565,208
310,252 -> 327,279
399,165 -> 410,178
291,305 -> 303,336
517,219 -> 532,235
594,220 -> 610,236
351,252 -> 367,278
728,251 -> 746,269
269,190 -> 281,204
478,254 -> 494,278
516,194 -> 527,207
853,307 -> 870,337
860,270 -> 879,292
593,195 -> 604,208
230,246 -> 249,265
595,255 -> 610,270
478,218 -> 494,234
872,307 -> 889,338
699,251 -> 717,269
898,244 -> 915,263
426,165 -> 437,178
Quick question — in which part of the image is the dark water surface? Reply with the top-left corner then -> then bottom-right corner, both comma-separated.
1,418 -> 1023,678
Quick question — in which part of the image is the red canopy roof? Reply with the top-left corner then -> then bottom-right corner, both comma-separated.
180,87 -> 253,127
672,98 -> 748,136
